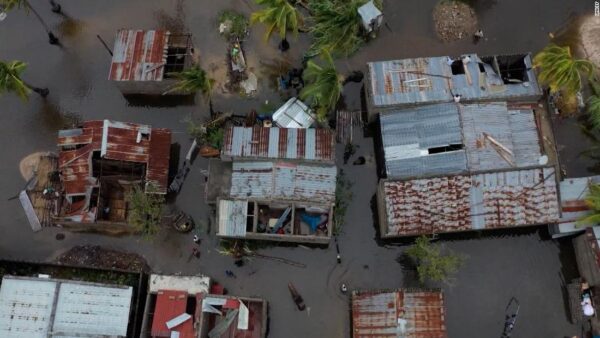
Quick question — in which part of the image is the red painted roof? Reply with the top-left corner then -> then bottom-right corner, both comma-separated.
151,290 -> 195,338
109,29 -> 169,81
58,120 -> 171,195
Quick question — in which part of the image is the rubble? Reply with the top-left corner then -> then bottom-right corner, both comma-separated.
433,1 -> 478,42
55,245 -> 147,271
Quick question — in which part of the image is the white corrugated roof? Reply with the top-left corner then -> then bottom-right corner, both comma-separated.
272,98 -> 315,128
0,276 -> 133,338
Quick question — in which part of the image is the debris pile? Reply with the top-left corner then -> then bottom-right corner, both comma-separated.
55,245 -> 147,271
433,1 -> 477,42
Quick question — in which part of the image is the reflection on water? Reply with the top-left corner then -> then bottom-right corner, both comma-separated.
39,101 -> 81,131
57,17 -> 85,38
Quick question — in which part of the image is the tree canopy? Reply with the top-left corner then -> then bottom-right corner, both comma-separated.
250,0 -> 303,41
299,50 -> 344,123
534,44 -> 595,95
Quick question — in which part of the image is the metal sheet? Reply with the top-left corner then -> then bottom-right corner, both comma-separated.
368,53 -> 541,108
218,199 -> 248,237
109,29 -> 169,82
381,167 -> 560,237
352,289 -> 447,338
272,98 -> 315,128
230,162 -> 336,204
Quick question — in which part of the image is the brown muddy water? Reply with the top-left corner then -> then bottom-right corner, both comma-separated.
0,0 -> 593,337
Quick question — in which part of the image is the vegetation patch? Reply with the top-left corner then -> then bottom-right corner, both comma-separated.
405,235 -> 465,284
334,169 -> 353,235
126,184 -> 164,239
218,10 -> 249,40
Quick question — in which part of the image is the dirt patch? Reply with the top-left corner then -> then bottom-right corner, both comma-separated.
433,0 -> 478,42
55,245 -> 147,271
580,16 -> 600,67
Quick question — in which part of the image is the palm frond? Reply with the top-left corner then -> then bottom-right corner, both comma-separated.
163,65 -> 213,99
534,44 -> 596,95
0,60 -> 30,101
251,0 -> 302,42
300,50 -> 343,123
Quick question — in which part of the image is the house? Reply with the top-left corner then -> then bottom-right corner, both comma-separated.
109,29 -> 194,95
271,97 -> 316,128
379,102 -> 544,179
377,166 -> 560,237
549,176 -> 600,238
221,126 -> 335,163
217,161 -> 337,244
351,289 -> 447,338
365,53 -> 541,121
56,120 -> 171,227
140,274 -> 267,338
0,275 -> 133,338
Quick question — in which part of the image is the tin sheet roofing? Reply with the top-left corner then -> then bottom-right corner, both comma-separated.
351,289 -> 447,338
58,120 -> 171,195
272,98 -> 315,128
0,276 -> 132,338
109,29 -> 169,82
222,126 -> 335,162
151,290 -> 194,338
368,53 -> 541,107
218,199 -> 248,237
202,296 -> 266,338
559,176 -> 600,227
230,161 -> 337,204
381,167 -> 559,237
380,102 -> 541,178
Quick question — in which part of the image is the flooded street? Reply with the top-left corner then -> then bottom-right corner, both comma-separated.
0,0 -> 593,337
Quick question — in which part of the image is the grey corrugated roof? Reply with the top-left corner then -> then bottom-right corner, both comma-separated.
217,199 -> 249,237
381,103 -> 467,178
461,102 -> 541,171
272,98 -> 315,128
230,161 -> 336,204
368,53 -> 541,108
380,102 -> 541,178
558,176 -> 600,228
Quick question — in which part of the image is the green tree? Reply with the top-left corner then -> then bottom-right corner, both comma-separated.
577,183 -> 600,227
308,0 -> 376,57
250,0 -> 302,44
299,50 -> 344,123
0,60 -> 48,100
533,44 -> 594,95
126,184 -> 164,238
1,0 -> 60,44
587,78 -> 600,129
405,235 -> 464,284
164,65 -> 214,99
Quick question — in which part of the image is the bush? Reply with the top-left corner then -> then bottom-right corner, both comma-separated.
218,10 -> 249,40
405,235 -> 464,284
126,184 -> 164,238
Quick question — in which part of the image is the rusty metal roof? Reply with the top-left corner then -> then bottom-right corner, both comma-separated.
151,290 -> 194,338
108,29 -> 169,82
230,161 -> 337,204
367,53 -> 541,108
351,289 -> 447,338
222,126 -> 335,162
380,167 -> 560,237
58,120 -> 171,195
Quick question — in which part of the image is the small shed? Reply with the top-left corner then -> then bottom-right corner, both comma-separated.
357,1 -> 383,33
109,29 -> 194,95
272,98 -> 315,128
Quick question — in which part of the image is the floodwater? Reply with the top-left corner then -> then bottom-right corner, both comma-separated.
0,0 -> 592,337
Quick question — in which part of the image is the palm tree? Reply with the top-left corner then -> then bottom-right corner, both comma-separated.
308,0 -> 370,57
0,0 -> 60,44
299,50 -> 344,123
250,0 -> 303,49
533,44 -> 594,95
587,77 -> 600,129
0,60 -> 49,100
164,65 -> 214,99
577,183 -> 600,227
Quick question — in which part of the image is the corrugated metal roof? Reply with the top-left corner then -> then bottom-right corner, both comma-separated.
58,120 -> 171,195
381,103 -> 467,178
218,199 -> 249,237
109,29 -> 169,81
272,98 -> 315,128
351,289 -> 447,338
559,176 -> 600,227
151,290 -> 194,338
368,53 -> 541,108
0,276 -> 132,338
222,126 -> 335,162
381,167 -> 560,237
230,161 -> 337,204
380,102 -> 541,178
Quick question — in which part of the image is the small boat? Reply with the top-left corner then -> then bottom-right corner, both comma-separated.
171,211 -> 194,233
288,282 -> 306,311
501,297 -> 520,338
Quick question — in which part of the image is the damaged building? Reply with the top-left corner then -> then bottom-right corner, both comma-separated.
53,120 -> 171,229
365,53 -> 542,121
140,274 -> 267,338
109,29 -> 194,95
